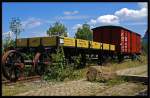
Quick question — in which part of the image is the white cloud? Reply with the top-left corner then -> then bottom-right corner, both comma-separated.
88,3 -> 147,27
2,31 -> 14,40
44,20 -> 53,24
72,24 -> 82,30
64,10 -> 79,15
3,31 -> 14,36
56,10 -> 89,20
67,32 -> 69,36
30,31 -> 48,37
138,2 -> 147,9
22,17 -> 53,29
115,7 -> 147,20
22,17 -> 42,29
56,15 -> 89,20
124,22 -> 147,26
90,19 -> 97,25
115,3 -> 147,20
97,15 -> 119,24
89,15 -> 119,25
90,25 -> 94,29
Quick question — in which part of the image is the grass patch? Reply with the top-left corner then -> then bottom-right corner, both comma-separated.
105,55 -> 147,71
2,53 -> 147,96
44,54 -> 147,82
86,55 -> 147,86
67,67 -> 88,80
2,83 -> 35,96
90,76 -> 128,86
105,77 -> 128,86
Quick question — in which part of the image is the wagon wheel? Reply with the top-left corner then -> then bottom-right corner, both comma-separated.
34,52 -> 52,76
2,50 -> 24,81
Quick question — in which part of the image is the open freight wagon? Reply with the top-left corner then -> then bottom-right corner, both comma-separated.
2,36 -> 115,81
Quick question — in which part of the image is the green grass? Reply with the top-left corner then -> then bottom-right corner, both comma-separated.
64,55 -> 147,81
2,55 -> 147,96
105,77 -> 127,86
2,83 -> 34,96
105,55 -> 147,71
67,67 -> 88,80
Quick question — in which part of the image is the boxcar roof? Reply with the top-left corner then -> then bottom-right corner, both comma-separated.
92,25 -> 141,36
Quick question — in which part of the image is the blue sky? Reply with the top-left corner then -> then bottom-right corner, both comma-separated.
2,2 -> 148,39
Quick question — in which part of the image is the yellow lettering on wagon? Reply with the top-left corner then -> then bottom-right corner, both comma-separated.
103,43 -> 110,50
77,39 -> 88,48
110,45 -> 115,51
63,37 -> 75,47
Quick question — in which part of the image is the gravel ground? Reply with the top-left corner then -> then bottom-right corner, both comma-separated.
135,89 -> 147,96
16,79 -> 108,96
15,79 -> 146,96
116,65 -> 147,76
96,83 -> 146,96
3,65 -> 147,96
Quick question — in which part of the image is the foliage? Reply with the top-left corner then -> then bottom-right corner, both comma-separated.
105,77 -> 127,86
47,22 -> 68,37
72,54 -> 82,68
142,39 -> 148,54
10,17 -> 23,40
44,47 -> 74,81
3,38 -> 13,47
22,52 -> 35,60
2,39 -> 16,53
68,67 -> 88,80
75,23 -> 93,41
2,18 -> 23,53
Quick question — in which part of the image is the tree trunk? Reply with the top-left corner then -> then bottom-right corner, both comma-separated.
86,66 -> 117,82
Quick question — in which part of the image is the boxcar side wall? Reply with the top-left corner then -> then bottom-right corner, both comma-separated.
92,26 -> 141,55
93,28 -> 121,53
120,29 -> 131,54
112,28 -> 121,53
93,29 -> 101,42
136,34 -> 141,54
131,33 -> 136,53
117,29 -> 141,55
127,30 -> 131,53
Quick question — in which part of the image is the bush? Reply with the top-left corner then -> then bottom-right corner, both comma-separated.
106,77 -> 127,86
72,54 -> 82,68
142,43 -> 148,54
23,52 -> 35,60
43,47 -> 74,81
142,39 -> 148,54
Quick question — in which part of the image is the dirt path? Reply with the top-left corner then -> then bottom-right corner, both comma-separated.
116,65 -> 147,76
96,83 -> 146,96
16,79 -> 146,96
5,65 -> 147,96
16,79 -> 108,96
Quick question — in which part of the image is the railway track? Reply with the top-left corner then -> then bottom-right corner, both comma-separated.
2,76 -> 41,86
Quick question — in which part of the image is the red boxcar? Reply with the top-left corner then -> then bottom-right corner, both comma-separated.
92,26 -> 141,55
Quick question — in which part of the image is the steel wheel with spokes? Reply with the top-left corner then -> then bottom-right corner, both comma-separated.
34,51 -> 52,76
2,50 -> 24,81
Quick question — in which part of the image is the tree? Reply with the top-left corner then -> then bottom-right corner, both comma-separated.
9,17 -> 23,41
75,23 -> 93,41
2,38 -> 15,53
142,29 -> 148,54
47,22 -> 68,37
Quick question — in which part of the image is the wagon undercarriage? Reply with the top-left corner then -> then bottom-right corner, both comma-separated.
2,35 -> 140,81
